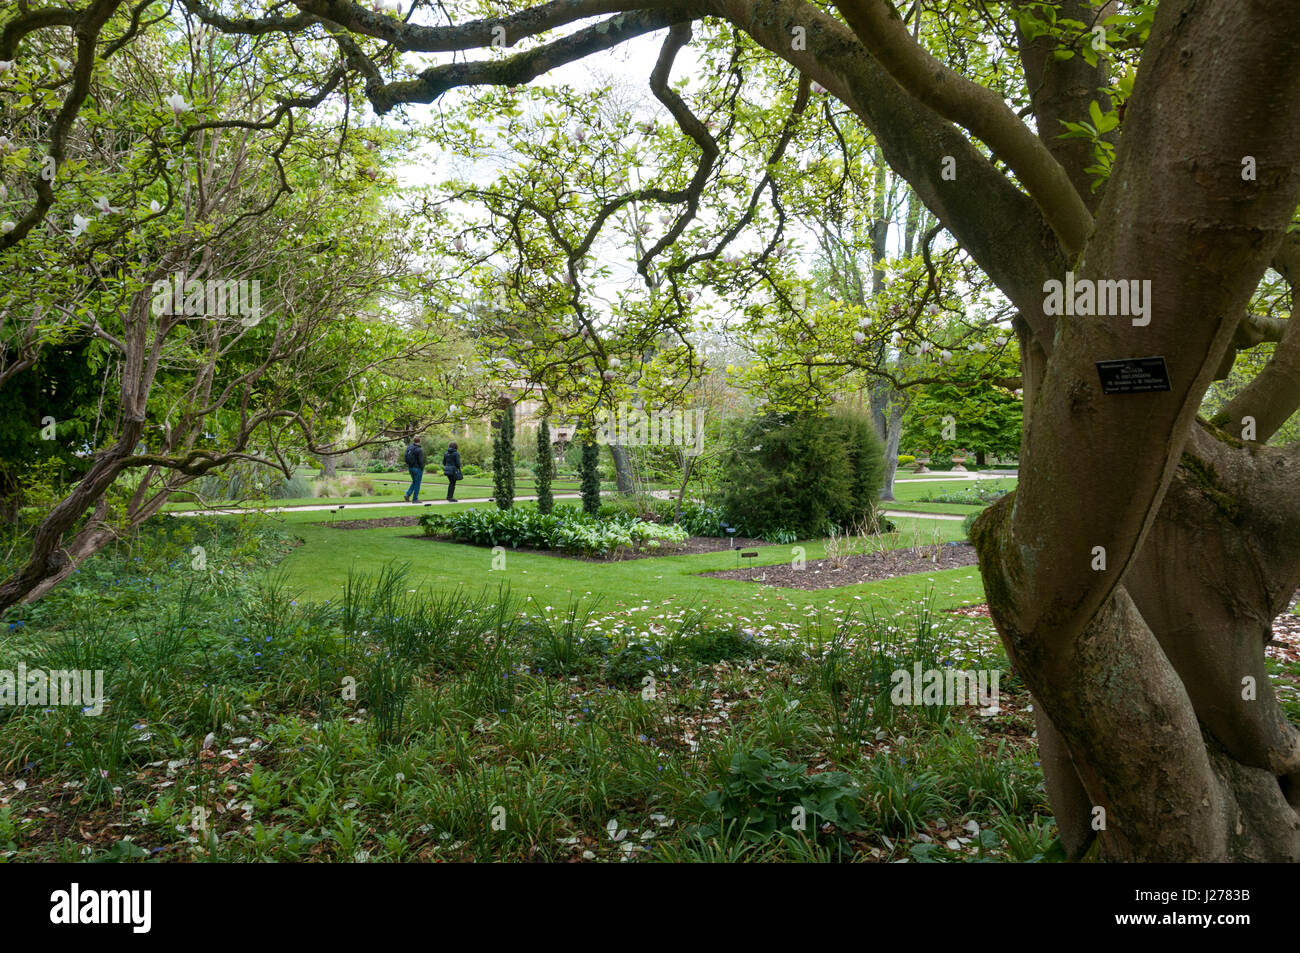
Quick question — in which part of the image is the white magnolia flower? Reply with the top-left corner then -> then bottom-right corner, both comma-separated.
683,291 -> 695,303
607,356 -> 621,368
0,136 -> 12,153
164,93 -> 190,116
917,341 -> 933,355
811,82 -> 827,95
971,342 -> 986,353
93,195 -> 118,215
601,370 -> 616,382
0,61 -> 13,75
53,57 -> 71,73
149,199 -> 162,213
0,182 -> 7,199
453,237 -> 465,252
69,213 -> 89,239
1,221 -> 14,234
853,331 -> 866,344
993,335 -> 1007,347
939,349 -> 953,362
448,404 -> 458,415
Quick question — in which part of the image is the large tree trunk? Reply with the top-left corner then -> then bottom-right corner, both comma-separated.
609,443 -> 635,494
975,425 -> 1300,860
871,387 -> 904,501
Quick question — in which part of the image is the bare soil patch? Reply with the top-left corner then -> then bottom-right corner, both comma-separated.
702,542 -> 979,590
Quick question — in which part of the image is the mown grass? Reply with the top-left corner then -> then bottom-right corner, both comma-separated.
0,517 -> 1054,863
272,508 -> 982,621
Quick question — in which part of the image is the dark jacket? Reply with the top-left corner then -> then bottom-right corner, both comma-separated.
406,442 -> 425,470
442,448 -> 462,475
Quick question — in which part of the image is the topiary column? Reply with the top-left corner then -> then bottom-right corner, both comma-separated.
493,399 -> 515,510
536,418 -> 554,514
580,437 -> 600,516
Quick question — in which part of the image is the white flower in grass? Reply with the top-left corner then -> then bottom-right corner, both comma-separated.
164,93 -> 190,117
69,213 -> 89,239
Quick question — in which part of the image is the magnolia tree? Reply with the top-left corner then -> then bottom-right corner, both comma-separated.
7,0 -> 1300,860
0,14 -> 469,610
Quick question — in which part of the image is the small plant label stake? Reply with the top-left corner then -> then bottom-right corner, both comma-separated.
741,550 -> 759,579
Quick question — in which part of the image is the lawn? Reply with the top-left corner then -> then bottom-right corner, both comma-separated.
273,509 -> 983,621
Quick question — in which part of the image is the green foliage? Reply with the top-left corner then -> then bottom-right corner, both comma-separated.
676,502 -> 727,537
717,411 -> 883,539
365,460 -> 389,473
701,749 -> 866,846
580,440 -> 601,516
0,333 -> 98,519
962,511 -> 980,539
677,628 -> 761,665
920,481 -> 1010,506
493,403 -> 516,510
535,419 -> 555,514
902,378 -> 1022,461
418,505 -> 687,558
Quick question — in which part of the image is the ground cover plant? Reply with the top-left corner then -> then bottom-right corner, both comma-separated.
0,517 -> 1067,863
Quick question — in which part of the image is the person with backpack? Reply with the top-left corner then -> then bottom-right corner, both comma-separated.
403,436 -> 425,502
442,442 -> 463,502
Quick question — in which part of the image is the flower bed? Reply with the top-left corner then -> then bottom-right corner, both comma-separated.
418,504 -> 688,558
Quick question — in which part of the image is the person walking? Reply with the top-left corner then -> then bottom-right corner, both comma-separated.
442,441 -> 463,502
403,435 -> 425,502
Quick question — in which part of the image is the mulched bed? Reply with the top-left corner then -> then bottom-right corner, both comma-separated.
702,542 -> 979,590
